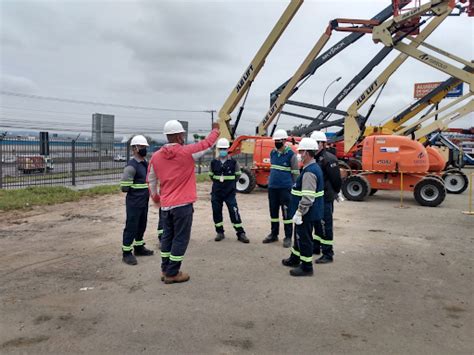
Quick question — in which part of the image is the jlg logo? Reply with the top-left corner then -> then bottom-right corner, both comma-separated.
356,81 -> 378,107
418,54 -> 448,70
236,65 -> 254,94
419,54 -> 429,62
262,102 -> 279,126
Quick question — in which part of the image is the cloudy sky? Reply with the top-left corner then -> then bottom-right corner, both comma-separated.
0,0 -> 472,139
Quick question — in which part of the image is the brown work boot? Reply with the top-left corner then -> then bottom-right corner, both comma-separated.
164,271 -> 190,284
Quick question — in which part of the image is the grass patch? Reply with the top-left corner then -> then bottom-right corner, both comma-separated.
196,173 -> 210,183
79,184 -> 120,197
0,185 -> 120,211
0,174 -> 210,211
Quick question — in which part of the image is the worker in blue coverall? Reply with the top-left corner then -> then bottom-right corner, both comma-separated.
262,129 -> 299,248
210,138 -> 249,243
120,135 -> 154,265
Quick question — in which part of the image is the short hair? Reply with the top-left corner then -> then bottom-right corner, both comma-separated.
306,150 -> 316,158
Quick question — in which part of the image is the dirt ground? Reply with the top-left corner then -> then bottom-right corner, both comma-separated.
0,182 -> 472,354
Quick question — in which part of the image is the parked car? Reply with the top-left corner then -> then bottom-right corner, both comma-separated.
1,156 -> 16,164
113,154 -> 126,162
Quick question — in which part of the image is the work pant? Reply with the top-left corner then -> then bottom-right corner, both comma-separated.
313,200 -> 334,257
157,209 -> 163,242
290,218 -> 314,271
268,187 -> 292,238
211,193 -> 245,235
122,204 -> 148,254
160,204 -> 194,277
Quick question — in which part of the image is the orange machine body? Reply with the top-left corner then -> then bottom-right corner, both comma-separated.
425,146 -> 446,172
360,135 -> 431,192
361,135 -> 429,173
229,136 -> 300,187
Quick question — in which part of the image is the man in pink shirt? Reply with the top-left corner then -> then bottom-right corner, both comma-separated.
148,120 -> 219,284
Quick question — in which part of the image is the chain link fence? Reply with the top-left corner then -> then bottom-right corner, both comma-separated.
0,138 -> 252,189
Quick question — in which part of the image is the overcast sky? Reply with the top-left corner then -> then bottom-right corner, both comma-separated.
0,0 -> 472,139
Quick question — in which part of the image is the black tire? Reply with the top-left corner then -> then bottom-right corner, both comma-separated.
442,170 -> 468,194
342,175 -> 370,201
257,184 -> 268,189
347,158 -> 362,172
426,174 -> 444,184
237,167 -> 257,194
413,177 -> 446,207
338,160 -> 352,179
369,188 -> 378,196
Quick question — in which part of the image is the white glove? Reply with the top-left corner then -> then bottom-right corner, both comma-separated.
292,211 -> 303,225
336,192 -> 345,203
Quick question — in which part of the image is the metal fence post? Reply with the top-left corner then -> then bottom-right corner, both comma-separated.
71,139 -> 76,186
126,143 -> 130,163
98,142 -> 102,171
0,138 -> 3,189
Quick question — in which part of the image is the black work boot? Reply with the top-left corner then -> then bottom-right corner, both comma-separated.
134,245 -> 154,256
290,265 -> 313,277
237,232 -> 249,244
283,237 -> 292,248
122,253 -> 137,265
262,234 -> 278,244
282,256 -> 300,267
215,232 -> 225,242
315,255 -> 333,264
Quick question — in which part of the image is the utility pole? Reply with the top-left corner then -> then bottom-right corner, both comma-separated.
205,110 -> 216,128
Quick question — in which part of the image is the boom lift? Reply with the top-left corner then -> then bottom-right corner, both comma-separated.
339,69 -> 471,164
344,0 -> 473,153
218,0 -> 303,142
269,2 -> 409,112
286,0 -> 461,137
395,95 -> 473,194
215,0 -> 303,193
218,1 -> 406,193
335,0 -> 473,206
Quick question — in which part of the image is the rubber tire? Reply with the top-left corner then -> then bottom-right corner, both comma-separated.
347,158 -> 362,172
426,174 -> 444,183
442,170 -> 468,194
338,161 -> 352,180
237,167 -> 257,194
342,175 -> 370,201
413,177 -> 446,207
369,188 -> 378,196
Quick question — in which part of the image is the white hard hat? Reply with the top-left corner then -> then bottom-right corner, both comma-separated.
297,137 -> 318,151
272,129 -> 288,140
130,135 -> 149,147
310,130 -> 327,142
163,120 -> 185,135
216,137 -> 230,149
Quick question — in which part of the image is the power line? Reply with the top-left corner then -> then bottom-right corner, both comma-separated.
0,90 -> 211,113
0,119 -> 212,134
